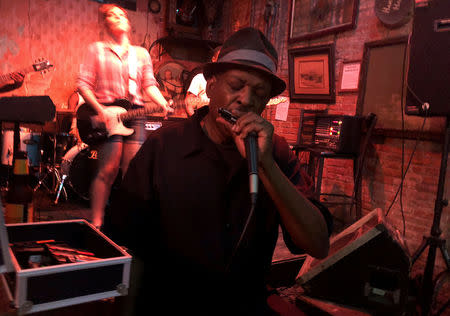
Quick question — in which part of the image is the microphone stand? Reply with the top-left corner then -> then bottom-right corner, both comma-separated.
411,115 -> 450,315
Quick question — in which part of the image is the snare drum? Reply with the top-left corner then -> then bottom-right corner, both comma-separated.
1,129 -> 41,167
61,144 -> 96,200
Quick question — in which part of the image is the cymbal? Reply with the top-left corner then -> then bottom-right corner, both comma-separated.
42,121 -> 57,134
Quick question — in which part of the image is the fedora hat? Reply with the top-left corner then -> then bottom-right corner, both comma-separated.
203,27 -> 286,98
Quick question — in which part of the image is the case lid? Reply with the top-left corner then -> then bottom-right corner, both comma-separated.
0,201 -> 14,273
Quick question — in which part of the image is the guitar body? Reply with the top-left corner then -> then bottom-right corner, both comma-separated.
76,104 -> 134,146
76,97 -> 191,145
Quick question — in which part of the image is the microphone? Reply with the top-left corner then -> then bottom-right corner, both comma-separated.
217,108 -> 259,205
245,132 -> 258,205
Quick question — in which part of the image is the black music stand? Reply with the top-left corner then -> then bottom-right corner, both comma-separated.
411,116 -> 450,315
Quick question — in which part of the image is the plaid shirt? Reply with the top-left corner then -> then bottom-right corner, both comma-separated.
77,42 -> 158,106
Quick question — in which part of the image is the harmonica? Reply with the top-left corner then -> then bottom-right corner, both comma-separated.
218,108 -> 237,124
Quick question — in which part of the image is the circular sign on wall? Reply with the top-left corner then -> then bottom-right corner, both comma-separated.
375,0 -> 414,28
148,0 -> 161,14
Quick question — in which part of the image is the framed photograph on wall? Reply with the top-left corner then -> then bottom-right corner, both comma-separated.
289,0 -> 359,42
166,0 -> 202,38
288,44 -> 335,103
338,60 -> 361,92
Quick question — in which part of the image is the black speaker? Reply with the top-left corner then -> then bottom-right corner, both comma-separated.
296,209 -> 411,315
405,0 -> 450,117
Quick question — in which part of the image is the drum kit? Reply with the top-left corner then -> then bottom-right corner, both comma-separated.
31,131 -> 95,203
0,96 -> 162,204
0,102 -> 98,204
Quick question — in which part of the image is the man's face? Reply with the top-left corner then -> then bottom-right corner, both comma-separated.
105,7 -> 130,34
206,68 -> 272,132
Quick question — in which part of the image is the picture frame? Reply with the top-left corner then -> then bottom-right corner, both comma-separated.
338,60 -> 361,92
166,0 -> 202,38
155,61 -> 189,119
357,36 -> 445,138
288,44 -> 335,103
289,0 -> 359,43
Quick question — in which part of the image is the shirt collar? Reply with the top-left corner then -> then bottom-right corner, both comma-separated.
178,107 -> 247,180
103,40 -> 130,59
178,107 -> 225,161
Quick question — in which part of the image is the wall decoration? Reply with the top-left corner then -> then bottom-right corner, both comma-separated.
289,0 -> 359,42
338,60 -> 361,92
155,61 -> 189,118
167,0 -> 202,38
148,0 -> 161,14
374,0 -> 413,28
288,44 -> 335,103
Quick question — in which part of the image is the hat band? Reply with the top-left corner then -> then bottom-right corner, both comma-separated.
219,49 -> 276,73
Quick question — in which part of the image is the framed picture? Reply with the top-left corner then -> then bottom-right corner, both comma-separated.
338,60 -> 361,92
357,36 -> 445,137
288,44 -> 335,103
166,0 -> 202,38
155,61 -> 189,118
289,0 -> 359,42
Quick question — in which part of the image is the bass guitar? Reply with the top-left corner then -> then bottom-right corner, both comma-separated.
0,59 -> 53,85
76,98 -> 207,145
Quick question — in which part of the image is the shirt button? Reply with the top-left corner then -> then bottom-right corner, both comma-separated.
225,223 -> 231,230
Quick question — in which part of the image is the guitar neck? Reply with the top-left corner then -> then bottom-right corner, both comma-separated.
0,66 -> 34,84
119,98 -> 207,122
119,103 -> 166,121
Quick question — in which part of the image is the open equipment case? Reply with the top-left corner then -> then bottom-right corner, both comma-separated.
0,202 -> 131,315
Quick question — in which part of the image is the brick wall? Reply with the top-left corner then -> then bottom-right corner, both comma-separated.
228,0 -> 449,281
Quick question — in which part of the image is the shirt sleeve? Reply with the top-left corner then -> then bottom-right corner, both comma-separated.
77,42 -> 98,92
140,47 -> 158,89
272,134 -> 314,197
187,73 -> 207,96
272,135 -> 333,254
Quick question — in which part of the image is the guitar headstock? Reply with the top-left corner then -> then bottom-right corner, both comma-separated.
32,58 -> 54,74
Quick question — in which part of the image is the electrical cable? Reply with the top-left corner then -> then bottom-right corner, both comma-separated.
400,54 -> 407,236
225,201 -> 256,272
385,84 -> 429,218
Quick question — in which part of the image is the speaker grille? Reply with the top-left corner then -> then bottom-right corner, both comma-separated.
405,0 -> 450,117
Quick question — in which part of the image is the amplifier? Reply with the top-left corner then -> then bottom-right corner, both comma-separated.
405,0 -> 450,117
297,114 -> 364,155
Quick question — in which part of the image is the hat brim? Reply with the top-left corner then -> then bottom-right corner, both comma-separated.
203,61 -> 286,98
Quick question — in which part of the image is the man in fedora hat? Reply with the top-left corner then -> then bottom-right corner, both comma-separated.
107,27 -> 332,315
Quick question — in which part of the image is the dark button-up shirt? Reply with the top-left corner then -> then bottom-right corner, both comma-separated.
108,107 -> 318,314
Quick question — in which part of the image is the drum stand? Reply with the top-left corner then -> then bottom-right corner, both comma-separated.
33,134 -> 67,204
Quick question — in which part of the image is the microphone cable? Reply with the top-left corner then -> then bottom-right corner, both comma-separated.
225,200 -> 257,272
226,133 -> 259,272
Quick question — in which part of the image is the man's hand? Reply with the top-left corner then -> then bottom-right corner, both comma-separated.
217,109 -> 274,168
163,99 -> 174,118
185,93 -> 209,117
11,72 -> 25,85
